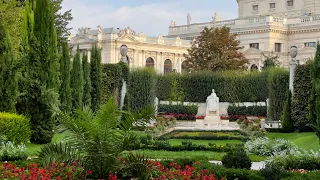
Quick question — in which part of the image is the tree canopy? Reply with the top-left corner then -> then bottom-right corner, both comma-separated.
183,27 -> 248,72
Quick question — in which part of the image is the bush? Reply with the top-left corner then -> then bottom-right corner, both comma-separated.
157,70 -> 269,103
283,171 -> 320,180
158,104 -> 198,120
227,105 -> 267,120
211,164 -> 264,180
161,130 -> 247,140
101,63 -> 123,104
221,149 -> 251,169
260,164 -> 289,180
268,68 -> 289,121
0,112 -> 31,144
292,63 -> 313,132
127,68 -> 157,111
0,142 -> 27,161
245,137 -> 297,156
281,89 -> 294,132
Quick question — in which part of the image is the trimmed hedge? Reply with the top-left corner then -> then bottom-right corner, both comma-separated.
292,63 -> 313,132
0,112 -> 31,144
160,130 -> 247,140
268,68 -> 289,121
157,70 -> 269,103
227,106 -> 267,120
101,63 -> 123,105
158,104 -> 197,120
127,68 -> 157,111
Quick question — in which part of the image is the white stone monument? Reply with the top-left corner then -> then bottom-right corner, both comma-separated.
204,89 -> 220,120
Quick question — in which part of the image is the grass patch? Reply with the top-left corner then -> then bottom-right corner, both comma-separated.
125,150 -> 266,162
267,132 -> 319,151
169,139 -> 242,146
26,133 -> 67,156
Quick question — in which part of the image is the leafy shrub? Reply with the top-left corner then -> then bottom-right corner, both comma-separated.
227,105 -> 267,120
158,104 -> 197,120
260,164 -> 289,180
221,149 -> 251,169
0,112 -> 31,144
292,63 -> 313,132
268,68 -> 289,121
101,63 -> 123,104
282,171 -> 320,180
211,164 -> 264,180
281,89 -> 294,132
127,68 -> 157,111
0,142 -> 27,161
245,137 -> 297,156
161,130 -> 247,140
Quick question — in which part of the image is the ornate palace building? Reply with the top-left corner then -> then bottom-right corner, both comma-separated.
69,0 -> 320,72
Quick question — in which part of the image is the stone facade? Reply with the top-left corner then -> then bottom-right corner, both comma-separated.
69,0 -> 320,72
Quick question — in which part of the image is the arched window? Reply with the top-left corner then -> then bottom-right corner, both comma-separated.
251,64 -> 258,71
146,57 -> 155,68
181,60 -> 188,73
164,59 -> 172,74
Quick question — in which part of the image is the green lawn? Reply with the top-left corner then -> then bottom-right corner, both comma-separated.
125,150 -> 266,162
26,133 -> 67,156
268,132 -> 319,151
168,139 -> 242,146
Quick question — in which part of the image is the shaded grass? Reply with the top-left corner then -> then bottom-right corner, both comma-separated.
26,133 -> 67,156
267,132 -> 319,151
169,139 -> 242,146
125,150 -> 266,162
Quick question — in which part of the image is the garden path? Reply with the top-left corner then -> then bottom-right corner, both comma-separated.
209,161 -> 266,170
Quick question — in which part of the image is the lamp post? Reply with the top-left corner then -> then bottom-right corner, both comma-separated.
289,46 -> 298,93
120,44 -> 128,110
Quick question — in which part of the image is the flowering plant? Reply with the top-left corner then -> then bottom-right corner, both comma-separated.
0,141 -> 27,161
146,117 -> 176,136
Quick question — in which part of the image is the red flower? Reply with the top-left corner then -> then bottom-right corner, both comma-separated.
87,169 -> 92,175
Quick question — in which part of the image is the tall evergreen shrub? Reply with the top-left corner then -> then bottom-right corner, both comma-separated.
101,63 -> 123,104
59,42 -> 71,111
90,44 -> 102,111
292,63 -> 313,131
268,68 -> 289,121
128,68 -> 156,111
70,46 -> 83,109
82,52 -> 91,107
281,89 -> 293,132
0,23 -> 18,113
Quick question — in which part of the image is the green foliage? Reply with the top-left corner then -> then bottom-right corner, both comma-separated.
227,105 -> 267,117
183,27 -> 248,72
292,63 -> 313,132
309,42 -> 320,143
0,142 -> 27,161
90,44 -> 102,111
260,164 -> 289,180
281,89 -> 294,132
283,171 -> 320,180
268,67 -> 289,120
157,70 -> 269,103
37,98 -> 155,179
221,149 -> 252,169
0,23 -> 18,112
70,46 -> 83,109
59,42 -> 71,111
0,112 -> 31,144
211,165 -> 264,180
101,63 -> 123,105
128,68 -> 157,111
82,52 -> 91,107
158,104 -> 198,115
262,53 -> 280,70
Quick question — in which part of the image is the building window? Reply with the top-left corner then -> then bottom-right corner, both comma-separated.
275,43 -> 282,52
305,42 -> 316,47
146,57 -> 155,68
164,59 -> 172,74
252,5 -> 259,11
270,3 -> 276,9
287,0 -> 294,6
250,43 -> 259,49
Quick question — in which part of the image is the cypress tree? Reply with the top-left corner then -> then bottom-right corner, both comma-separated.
309,43 -> 320,143
90,44 -> 102,111
25,0 -> 60,144
82,51 -> 91,107
70,46 -> 83,109
281,89 -> 293,132
59,42 -> 71,111
0,23 -> 18,113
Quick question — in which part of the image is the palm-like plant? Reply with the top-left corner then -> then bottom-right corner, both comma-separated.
38,98 -> 155,179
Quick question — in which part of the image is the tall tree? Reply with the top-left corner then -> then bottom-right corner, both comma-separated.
59,42 -> 71,111
82,51 -> 91,107
309,43 -> 320,143
51,0 -> 73,49
183,27 -> 248,72
281,89 -> 293,132
90,44 -> 102,111
25,0 -> 59,144
262,53 -> 280,70
0,23 -> 18,112
70,46 -> 83,109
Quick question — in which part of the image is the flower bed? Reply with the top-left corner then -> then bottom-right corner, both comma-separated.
159,113 -> 196,121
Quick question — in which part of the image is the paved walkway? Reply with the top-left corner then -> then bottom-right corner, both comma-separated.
209,161 -> 266,170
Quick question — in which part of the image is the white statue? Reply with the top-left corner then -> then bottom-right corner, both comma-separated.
154,97 -> 159,116
187,13 -> 191,25
206,89 -> 219,111
212,12 -> 222,22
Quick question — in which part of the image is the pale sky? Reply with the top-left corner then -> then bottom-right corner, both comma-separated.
62,0 -> 239,36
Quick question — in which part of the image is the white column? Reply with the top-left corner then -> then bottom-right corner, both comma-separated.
289,58 -> 297,93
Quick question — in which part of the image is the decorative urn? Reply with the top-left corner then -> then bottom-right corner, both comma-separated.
290,46 -> 298,58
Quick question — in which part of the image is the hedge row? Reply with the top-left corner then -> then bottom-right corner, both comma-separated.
158,104 -> 197,115
227,106 -> 267,117
156,71 -> 269,103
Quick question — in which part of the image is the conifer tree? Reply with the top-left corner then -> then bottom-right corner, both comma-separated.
0,23 -> 18,112
82,51 -> 91,107
70,46 -> 83,109
281,89 -> 293,132
59,42 -> 72,111
309,42 -> 320,143
90,44 -> 102,111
